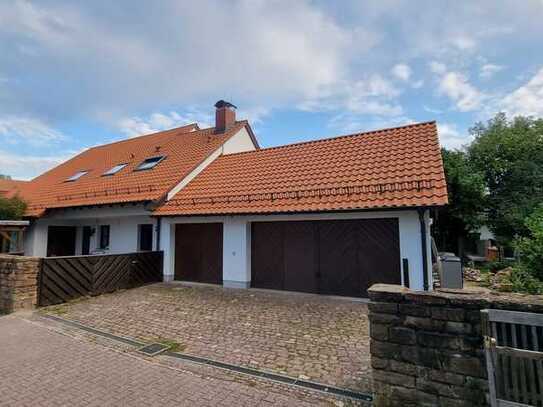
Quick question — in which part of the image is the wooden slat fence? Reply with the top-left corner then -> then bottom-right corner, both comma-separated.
38,251 -> 163,306
482,309 -> 543,407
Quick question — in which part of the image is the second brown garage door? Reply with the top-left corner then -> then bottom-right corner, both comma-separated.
175,223 -> 223,284
251,218 -> 401,297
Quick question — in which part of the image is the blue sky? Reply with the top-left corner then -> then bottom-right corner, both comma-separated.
0,0 -> 542,179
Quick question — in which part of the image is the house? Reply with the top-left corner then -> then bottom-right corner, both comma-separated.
0,178 -> 26,198
18,101 -> 447,297
0,179 -> 29,254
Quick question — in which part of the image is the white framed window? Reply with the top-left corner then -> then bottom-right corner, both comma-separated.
103,163 -> 128,176
66,170 -> 89,182
135,156 -> 165,171
138,224 -> 153,251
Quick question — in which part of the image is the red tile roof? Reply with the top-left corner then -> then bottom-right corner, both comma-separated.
20,121 -> 251,217
0,179 -> 27,198
156,122 -> 448,216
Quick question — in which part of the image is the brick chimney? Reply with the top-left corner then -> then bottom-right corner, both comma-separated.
214,100 -> 237,132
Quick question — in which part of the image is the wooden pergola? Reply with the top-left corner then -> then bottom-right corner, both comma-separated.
0,220 -> 29,255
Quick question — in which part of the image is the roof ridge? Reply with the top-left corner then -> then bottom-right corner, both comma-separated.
219,121 -> 436,158
89,122 -> 199,151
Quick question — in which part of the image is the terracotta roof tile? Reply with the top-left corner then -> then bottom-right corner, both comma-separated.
156,122 -> 448,215
0,179 -> 27,198
20,121 -> 249,217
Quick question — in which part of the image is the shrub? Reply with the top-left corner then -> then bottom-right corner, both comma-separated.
515,205 -> 543,281
0,196 -> 27,220
479,259 -> 515,274
508,267 -> 543,295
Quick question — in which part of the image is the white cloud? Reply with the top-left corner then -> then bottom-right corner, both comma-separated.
391,64 -> 411,81
439,72 -> 483,111
430,63 -> 484,112
118,109 -> 213,137
0,0 -> 365,122
430,61 -> 447,75
423,105 -> 443,115
300,75 -> 402,117
450,35 -> 477,51
500,67 -> 543,117
437,123 -> 472,150
329,113 -> 414,135
0,116 -> 64,146
480,64 -> 504,79
0,149 -> 67,180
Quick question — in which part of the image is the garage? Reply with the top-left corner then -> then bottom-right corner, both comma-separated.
174,223 -> 223,284
251,218 -> 401,297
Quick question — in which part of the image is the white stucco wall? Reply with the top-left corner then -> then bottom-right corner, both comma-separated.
161,209 -> 432,291
24,205 -> 157,257
221,127 -> 256,155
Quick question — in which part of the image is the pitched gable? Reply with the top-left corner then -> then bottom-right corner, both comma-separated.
21,121 -> 252,217
156,122 -> 448,215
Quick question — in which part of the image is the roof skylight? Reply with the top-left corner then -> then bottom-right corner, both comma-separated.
65,170 -> 89,182
103,163 -> 128,176
135,156 -> 165,171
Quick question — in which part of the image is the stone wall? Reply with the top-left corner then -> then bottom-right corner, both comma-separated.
368,284 -> 543,407
0,254 -> 40,313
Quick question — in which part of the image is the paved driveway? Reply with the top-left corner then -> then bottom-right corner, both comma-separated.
0,314 -> 351,406
42,283 -> 371,392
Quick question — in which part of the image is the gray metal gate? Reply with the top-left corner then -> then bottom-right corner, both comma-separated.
482,309 -> 543,406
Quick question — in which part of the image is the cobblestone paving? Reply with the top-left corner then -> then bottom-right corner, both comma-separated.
42,283 -> 371,391
1,314 -> 361,406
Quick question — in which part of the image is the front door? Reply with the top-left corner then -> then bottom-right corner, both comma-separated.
82,226 -> 92,255
47,226 -> 77,257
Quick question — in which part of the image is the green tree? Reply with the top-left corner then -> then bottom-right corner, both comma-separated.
515,205 -> 543,281
0,196 -> 26,220
0,174 -> 11,180
469,113 -> 543,245
433,149 -> 486,256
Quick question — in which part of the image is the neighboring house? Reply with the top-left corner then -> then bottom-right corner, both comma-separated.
0,179 -> 27,198
18,101 -> 448,297
0,179 -> 28,254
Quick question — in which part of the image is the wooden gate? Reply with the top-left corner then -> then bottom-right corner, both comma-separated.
482,309 -> 543,407
38,251 -> 163,306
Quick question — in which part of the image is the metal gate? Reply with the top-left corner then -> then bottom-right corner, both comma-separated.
482,309 -> 543,406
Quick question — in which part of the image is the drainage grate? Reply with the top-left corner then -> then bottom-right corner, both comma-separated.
43,314 -> 373,403
138,343 -> 170,356
163,350 -> 373,402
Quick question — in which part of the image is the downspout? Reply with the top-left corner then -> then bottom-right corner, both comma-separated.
156,217 -> 161,251
418,208 -> 429,291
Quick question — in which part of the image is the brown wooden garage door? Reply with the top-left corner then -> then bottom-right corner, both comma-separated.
175,223 -> 223,284
251,219 -> 401,297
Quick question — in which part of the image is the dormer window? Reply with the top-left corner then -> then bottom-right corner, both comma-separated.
103,163 -> 128,176
66,170 -> 89,182
135,156 -> 165,171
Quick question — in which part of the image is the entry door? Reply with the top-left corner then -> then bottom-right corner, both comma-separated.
174,223 -> 223,284
82,226 -> 92,255
47,226 -> 77,257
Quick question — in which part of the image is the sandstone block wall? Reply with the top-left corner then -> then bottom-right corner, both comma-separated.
368,284 -> 543,407
0,254 -> 40,313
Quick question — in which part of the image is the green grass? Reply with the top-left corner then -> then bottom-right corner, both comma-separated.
152,337 -> 186,353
